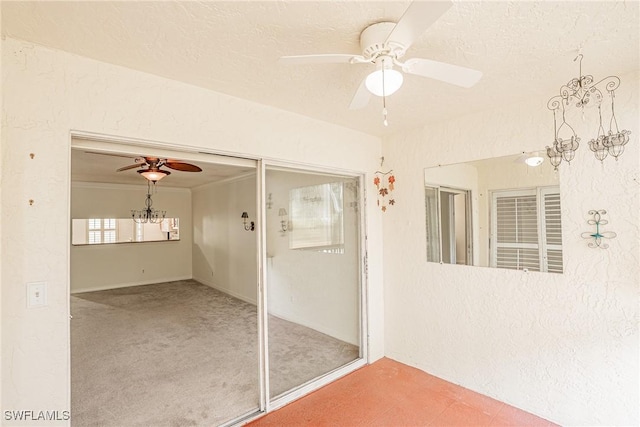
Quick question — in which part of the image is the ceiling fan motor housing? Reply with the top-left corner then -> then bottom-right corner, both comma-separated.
360,22 -> 405,60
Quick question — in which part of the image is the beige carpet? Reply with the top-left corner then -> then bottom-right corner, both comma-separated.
71,280 -> 358,426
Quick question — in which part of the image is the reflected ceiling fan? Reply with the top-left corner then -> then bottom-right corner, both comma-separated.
117,156 -> 202,182
279,0 -> 482,123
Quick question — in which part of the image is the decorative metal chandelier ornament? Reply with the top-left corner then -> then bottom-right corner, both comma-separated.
131,181 -> 166,224
546,54 -> 631,170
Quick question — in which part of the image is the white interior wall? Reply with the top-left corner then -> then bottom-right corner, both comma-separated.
265,170 -> 360,345
383,71 -> 639,425
192,174 -> 258,304
192,169 -> 360,345
70,182 -> 192,293
0,37 -> 384,420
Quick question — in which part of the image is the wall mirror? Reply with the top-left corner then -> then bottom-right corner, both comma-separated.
424,153 -> 563,273
72,218 -> 180,245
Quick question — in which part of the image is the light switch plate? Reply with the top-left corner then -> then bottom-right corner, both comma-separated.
27,282 -> 47,308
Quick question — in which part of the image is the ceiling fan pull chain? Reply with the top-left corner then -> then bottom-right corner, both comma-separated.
382,62 -> 389,127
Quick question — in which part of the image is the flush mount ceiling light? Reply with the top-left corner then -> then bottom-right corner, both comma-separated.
525,155 -> 545,167
546,54 -> 631,170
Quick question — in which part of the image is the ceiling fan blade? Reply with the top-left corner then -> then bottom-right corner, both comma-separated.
402,58 -> 482,88
385,1 -> 452,50
279,54 -> 365,65
348,78 -> 371,110
164,161 -> 202,172
117,163 -> 143,172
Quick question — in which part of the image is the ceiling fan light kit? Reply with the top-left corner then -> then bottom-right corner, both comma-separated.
365,56 -> 404,97
138,168 -> 170,182
279,0 -> 482,126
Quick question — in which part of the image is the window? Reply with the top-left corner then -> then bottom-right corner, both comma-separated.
87,218 -> 117,244
289,182 -> 344,253
425,186 -> 472,265
490,187 -> 562,273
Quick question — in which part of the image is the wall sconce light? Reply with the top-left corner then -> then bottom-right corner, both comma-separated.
241,211 -> 255,231
278,208 -> 288,233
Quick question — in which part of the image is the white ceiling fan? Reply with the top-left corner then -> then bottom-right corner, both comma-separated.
279,1 -> 482,112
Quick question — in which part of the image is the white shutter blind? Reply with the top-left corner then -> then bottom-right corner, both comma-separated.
88,219 -> 101,244
86,218 -> 117,244
541,189 -> 563,273
493,191 -> 540,271
103,218 -> 116,243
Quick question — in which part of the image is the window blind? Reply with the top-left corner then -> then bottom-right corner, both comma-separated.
87,218 -> 117,245
494,192 -> 540,271
491,187 -> 562,273
541,189 -> 563,273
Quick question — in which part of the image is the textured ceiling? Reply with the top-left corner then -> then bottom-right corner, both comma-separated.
2,1 -> 639,137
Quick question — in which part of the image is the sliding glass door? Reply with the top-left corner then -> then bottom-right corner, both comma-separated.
263,166 -> 363,400
69,137 -> 367,426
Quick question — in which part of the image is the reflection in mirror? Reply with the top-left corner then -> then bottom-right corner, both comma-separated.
71,218 -> 179,245
425,153 -> 563,273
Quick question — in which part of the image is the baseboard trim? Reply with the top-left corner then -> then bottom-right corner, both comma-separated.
71,275 -> 193,294
193,276 -> 258,306
267,310 -> 359,346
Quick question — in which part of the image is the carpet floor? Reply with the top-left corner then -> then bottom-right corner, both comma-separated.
71,279 -> 359,426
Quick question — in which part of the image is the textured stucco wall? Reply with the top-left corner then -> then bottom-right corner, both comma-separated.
382,72 -> 639,425
0,37 -> 384,422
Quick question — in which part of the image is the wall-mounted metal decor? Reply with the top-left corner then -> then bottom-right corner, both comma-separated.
546,54 -> 631,170
581,210 -> 616,249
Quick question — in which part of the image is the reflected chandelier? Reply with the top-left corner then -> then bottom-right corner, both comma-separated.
546,54 -> 631,170
131,181 -> 166,224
